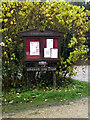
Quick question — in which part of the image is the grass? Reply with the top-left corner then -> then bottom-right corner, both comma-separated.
2,78 -> 88,114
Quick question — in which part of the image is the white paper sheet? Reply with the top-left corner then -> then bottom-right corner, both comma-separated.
30,42 -> 39,55
44,48 -> 50,58
51,49 -> 58,58
46,39 -> 53,48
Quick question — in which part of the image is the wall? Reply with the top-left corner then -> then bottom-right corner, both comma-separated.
71,65 -> 89,83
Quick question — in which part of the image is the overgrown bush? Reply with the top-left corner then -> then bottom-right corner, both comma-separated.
1,2 -> 89,89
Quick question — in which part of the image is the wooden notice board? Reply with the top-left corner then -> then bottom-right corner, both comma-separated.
20,29 -> 64,62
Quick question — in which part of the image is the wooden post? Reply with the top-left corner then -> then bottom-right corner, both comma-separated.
27,71 -> 31,91
53,71 -> 56,88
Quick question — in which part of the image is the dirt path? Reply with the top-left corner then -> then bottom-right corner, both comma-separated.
3,97 -> 88,118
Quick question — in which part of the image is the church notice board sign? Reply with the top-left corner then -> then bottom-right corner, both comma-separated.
20,29 -> 64,62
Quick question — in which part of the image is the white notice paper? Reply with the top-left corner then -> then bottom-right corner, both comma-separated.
44,48 -> 50,58
46,39 -> 53,48
30,42 -> 39,55
51,49 -> 58,58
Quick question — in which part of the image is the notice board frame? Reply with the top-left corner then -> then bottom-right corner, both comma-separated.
20,29 -> 64,62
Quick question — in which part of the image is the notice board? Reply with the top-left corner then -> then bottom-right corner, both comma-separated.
20,29 -> 64,62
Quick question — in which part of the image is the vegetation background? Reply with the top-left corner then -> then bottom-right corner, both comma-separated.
1,2 -> 90,112
1,1 -> 90,90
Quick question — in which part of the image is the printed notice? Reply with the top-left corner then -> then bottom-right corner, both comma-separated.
44,48 -> 50,58
51,49 -> 58,58
46,39 -> 53,48
30,42 -> 39,55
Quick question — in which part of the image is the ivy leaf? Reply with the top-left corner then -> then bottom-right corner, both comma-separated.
6,13 -> 11,17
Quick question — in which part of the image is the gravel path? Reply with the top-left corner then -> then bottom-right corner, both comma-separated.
3,97 -> 88,118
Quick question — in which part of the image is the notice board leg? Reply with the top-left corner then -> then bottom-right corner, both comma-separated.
53,71 -> 56,88
27,71 -> 32,91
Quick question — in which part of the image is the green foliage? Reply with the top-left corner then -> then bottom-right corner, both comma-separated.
1,2 -> 89,89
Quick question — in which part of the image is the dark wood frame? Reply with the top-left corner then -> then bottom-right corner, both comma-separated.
20,29 -> 64,62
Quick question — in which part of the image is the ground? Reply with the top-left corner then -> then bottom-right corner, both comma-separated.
3,97 -> 88,118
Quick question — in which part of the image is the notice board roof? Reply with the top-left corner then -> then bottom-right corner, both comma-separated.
20,29 -> 64,37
